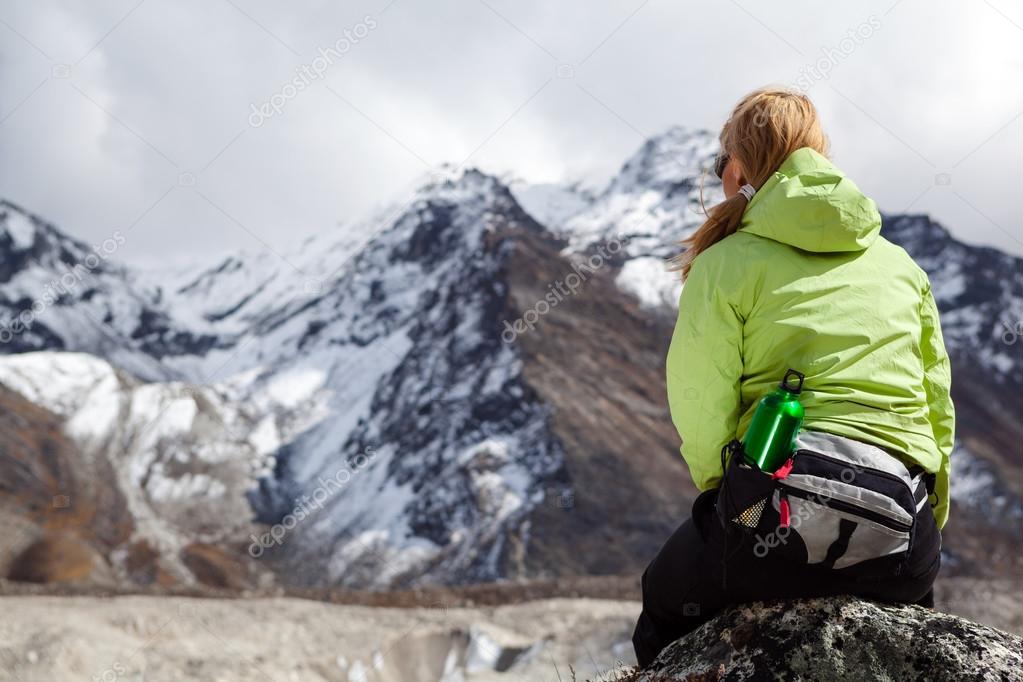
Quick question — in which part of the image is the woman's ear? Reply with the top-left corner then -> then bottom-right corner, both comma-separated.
729,158 -> 747,186
722,158 -> 746,198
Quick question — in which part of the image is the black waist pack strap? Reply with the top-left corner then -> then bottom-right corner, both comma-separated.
906,465 -> 936,513
820,518 -> 858,569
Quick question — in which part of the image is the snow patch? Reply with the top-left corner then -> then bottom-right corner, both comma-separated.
3,210 -> 36,250
615,256 -> 680,308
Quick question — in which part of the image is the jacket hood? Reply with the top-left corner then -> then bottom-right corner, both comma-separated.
739,147 -> 881,253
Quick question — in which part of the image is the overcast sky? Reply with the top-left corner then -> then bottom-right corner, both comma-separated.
2,0 -> 1022,268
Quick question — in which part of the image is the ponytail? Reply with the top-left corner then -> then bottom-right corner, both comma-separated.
670,184 -> 751,280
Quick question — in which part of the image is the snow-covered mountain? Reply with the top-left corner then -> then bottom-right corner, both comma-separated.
1,127 -> 1021,589
0,200 -> 218,379
224,170 -> 570,587
0,173 -> 583,588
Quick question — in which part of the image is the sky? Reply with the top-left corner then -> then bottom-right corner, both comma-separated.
1,0 -> 1022,268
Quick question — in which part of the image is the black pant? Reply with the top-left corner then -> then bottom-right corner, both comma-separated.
632,487 -> 941,668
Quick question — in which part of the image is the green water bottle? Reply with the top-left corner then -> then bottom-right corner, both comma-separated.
741,369 -> 805,472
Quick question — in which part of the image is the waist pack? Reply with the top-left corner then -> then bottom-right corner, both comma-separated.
716,429 -> 934,577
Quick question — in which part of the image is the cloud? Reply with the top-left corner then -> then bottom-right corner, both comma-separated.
1,0 -> 1021,267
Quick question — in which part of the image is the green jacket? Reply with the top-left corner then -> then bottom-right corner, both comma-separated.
666,147 -> 955,530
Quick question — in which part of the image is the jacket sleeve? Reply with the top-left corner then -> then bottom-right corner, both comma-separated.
919,280 -> 955,530
666,252 -> 745,491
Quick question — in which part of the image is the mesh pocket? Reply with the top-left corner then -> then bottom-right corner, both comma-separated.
716,439 -> 779,534
732,497 -> 768,528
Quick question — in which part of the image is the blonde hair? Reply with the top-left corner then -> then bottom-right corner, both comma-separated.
672,86 -> 830,279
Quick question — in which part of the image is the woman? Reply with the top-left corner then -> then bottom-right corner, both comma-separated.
632,87 -> 954,667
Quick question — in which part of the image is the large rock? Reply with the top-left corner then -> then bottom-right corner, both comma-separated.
635,596 -> 1023,681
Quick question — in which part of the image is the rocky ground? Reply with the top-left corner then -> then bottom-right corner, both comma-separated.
631,596 -> 1023,682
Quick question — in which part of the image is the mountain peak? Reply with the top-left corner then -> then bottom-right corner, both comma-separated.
605,126 -> 719,196
377,167 -> 545,269
0,198 -> 129,290
412,166 -> 517,209
546,126 -> 720,261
